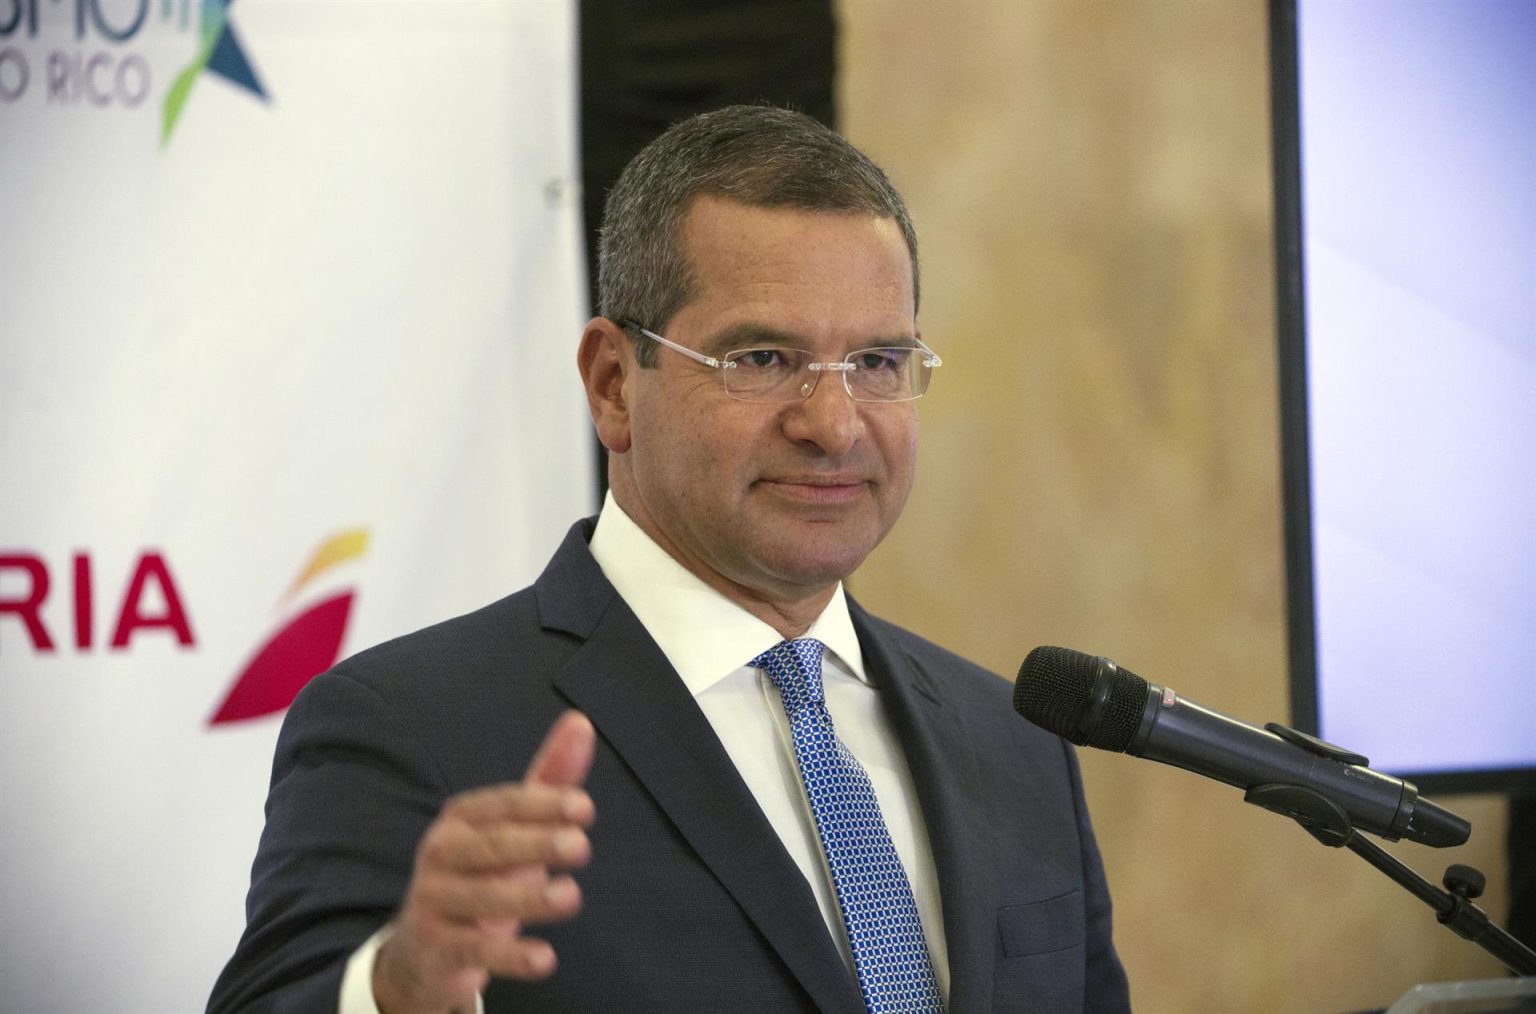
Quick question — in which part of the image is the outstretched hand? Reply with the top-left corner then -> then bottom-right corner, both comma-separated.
373,710 -> 597,1014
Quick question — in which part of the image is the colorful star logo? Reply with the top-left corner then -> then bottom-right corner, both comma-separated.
163,0 -> 268,145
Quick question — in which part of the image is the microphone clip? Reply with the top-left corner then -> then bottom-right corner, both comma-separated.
1244,782 -> 1353,846
1261,722 -> 1370,767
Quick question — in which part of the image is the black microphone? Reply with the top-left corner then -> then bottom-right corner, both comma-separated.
1013,646 -> 1470,848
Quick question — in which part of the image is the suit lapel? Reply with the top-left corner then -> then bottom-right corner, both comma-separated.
851,604 -> 999,1014
535,525 -> 865,1014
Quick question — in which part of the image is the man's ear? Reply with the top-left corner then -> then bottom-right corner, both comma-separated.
577,317 -> 634,454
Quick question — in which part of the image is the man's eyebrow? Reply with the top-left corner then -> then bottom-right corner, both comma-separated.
699,325 -> 808,356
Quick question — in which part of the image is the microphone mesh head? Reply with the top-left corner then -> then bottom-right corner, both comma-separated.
1014,646 -> 1099,744
1014,646 -> 1148,752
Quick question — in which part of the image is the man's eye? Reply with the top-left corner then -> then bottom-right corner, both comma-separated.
854,350 -> 905,371
738,349 -> 790,369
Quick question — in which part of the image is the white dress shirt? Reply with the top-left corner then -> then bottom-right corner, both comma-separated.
340,494 -> 949,1011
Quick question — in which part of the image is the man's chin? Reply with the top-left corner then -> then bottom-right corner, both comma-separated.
748,538 -> 882,597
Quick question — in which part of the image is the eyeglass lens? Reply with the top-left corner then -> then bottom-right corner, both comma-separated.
721,348 -> 931,402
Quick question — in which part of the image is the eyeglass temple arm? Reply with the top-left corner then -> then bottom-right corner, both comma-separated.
631,323 -> 734,370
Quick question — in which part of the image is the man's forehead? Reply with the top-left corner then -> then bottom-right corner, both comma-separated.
677,198 -> 912,293
660,196 -> 917,352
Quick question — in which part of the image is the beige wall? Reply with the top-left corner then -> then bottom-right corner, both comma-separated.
838,2 -> 1510,1010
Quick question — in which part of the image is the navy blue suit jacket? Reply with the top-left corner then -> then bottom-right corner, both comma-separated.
209,520 -> 1129,1012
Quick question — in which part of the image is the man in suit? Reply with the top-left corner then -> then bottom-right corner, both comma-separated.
210,105 -> 1130,1013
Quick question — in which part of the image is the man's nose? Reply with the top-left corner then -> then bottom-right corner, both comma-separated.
781,370 -> 863,456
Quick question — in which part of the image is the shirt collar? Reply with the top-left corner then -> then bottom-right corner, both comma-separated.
588,491 -> 868,697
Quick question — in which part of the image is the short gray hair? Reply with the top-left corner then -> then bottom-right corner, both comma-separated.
597,104 -> 919,366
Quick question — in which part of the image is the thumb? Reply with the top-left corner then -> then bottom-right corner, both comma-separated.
525,709 -> 596,788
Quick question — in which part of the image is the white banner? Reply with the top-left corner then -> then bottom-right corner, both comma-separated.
0,1 -> 592,1009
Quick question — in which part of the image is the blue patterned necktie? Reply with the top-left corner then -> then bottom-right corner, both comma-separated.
750,638 -> 944,1014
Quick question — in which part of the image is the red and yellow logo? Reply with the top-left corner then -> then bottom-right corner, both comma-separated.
209,529 -> 367,725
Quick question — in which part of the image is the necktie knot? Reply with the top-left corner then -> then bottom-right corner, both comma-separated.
750,637 -> 826,712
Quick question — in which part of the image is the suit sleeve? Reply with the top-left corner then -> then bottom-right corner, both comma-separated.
207,668 -> 448,1013
1063,738 -> 1132,1012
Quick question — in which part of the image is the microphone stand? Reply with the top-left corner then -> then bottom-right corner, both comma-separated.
1244,783 -> 1536,977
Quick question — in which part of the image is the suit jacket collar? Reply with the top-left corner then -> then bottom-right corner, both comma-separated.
534,521 -> 998,1013
848,599 -> 1000,1014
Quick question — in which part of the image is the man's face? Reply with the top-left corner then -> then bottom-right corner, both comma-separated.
616,196 -> 920,608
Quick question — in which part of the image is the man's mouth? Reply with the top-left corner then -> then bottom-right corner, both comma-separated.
756,476 -> 871,504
